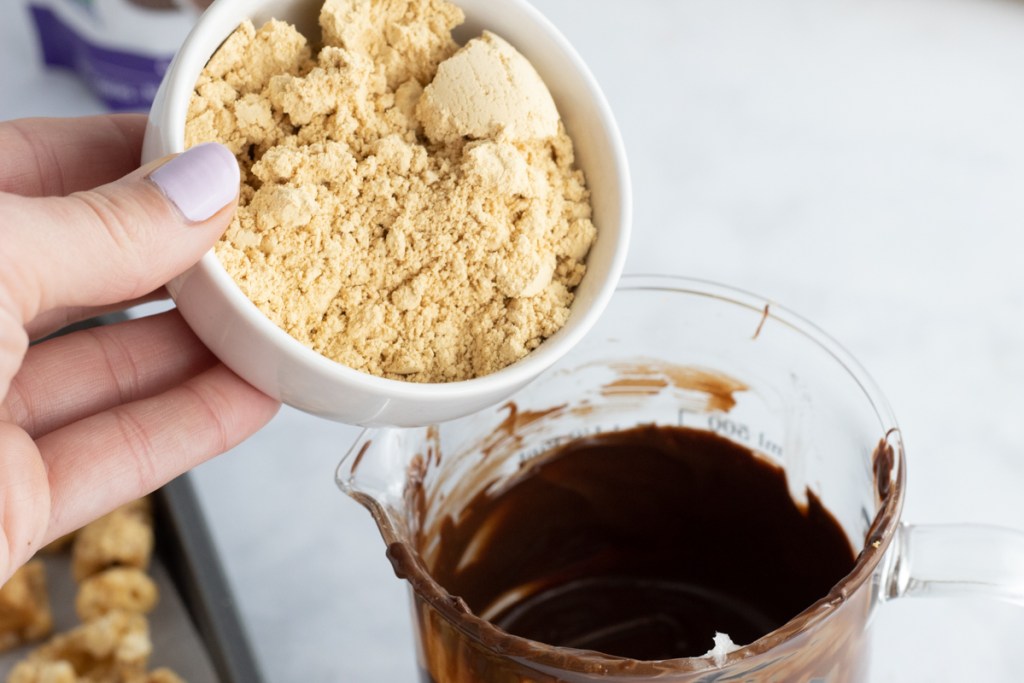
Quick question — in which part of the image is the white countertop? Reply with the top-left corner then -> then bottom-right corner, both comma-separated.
3,0 -> 1023,680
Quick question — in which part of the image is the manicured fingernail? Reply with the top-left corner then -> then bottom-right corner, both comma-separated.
148,142 -> 240,222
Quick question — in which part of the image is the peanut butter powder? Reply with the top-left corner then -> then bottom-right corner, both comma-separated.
185,0 -> 596,382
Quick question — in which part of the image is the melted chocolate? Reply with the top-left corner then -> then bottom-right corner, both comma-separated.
426,425 -> 856,661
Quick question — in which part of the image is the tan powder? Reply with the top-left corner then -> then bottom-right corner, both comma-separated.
185,0 -> 596,383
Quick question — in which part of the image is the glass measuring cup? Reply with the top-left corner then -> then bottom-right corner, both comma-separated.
337,274 -> 1024,681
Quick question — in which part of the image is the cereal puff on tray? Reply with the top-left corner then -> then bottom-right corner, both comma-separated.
0,563 -> 53,653
1,499 -> 188,683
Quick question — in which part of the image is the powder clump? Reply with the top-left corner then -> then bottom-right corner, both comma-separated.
185,0 -> 596,382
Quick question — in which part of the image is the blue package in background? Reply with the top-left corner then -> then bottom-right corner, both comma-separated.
28,0 -> 206,111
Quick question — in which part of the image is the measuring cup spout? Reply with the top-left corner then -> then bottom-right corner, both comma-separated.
336,427 -> 431,542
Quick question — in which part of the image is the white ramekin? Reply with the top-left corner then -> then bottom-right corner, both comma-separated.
143,0 -> 631,426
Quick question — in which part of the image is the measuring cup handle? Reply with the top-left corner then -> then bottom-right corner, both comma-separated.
881,523 -> 1024,607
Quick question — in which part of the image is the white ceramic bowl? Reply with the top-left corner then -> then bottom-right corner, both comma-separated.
143,0 -> 631,427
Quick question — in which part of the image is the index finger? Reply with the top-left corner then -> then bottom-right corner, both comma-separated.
37,363 -> 280,539
0,115 -> 146,197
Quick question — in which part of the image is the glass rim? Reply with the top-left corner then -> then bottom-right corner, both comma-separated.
346,273 -> 908,675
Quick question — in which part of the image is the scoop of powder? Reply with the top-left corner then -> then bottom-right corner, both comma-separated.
416,31 -> 560,144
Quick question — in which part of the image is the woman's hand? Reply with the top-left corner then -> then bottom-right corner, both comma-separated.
0,114 -> 279,582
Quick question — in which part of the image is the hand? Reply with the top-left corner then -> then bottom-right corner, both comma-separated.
0,114 -> 280,582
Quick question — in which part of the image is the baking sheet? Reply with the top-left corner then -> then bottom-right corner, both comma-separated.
0,553 -> 220,682
0,472 -> 263,683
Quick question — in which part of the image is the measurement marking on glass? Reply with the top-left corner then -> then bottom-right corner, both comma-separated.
681,410 -> 784,456
516,424 -> 617,464
758,431 -> 783,456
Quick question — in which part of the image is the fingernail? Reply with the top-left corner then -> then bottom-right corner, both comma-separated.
148,142 -> 240,222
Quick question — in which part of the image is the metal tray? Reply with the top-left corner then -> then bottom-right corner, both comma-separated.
154,474 -> 267,683
0,474 -> 265,683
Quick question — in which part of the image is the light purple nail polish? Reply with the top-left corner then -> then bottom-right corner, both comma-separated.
148,142 -> 240,222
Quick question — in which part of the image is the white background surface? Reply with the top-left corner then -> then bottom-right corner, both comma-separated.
3,0 -> 1024,680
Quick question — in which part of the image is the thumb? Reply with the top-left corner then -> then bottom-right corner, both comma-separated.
3,142 -> 239,322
